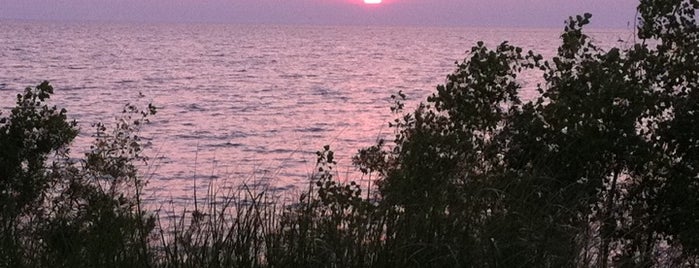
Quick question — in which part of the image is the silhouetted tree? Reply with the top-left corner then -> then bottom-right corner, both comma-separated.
355,0 -> 699,266
0,82 -> 156,267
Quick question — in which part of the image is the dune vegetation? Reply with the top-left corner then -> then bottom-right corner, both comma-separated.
1,1 -> 698,267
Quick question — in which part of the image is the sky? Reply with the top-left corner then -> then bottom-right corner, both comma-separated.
1,0 -> 640,28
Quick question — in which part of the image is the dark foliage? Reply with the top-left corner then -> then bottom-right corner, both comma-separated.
0,82 -> 156,267
352,0 -> 699,266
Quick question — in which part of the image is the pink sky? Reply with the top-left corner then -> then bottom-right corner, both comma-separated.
2,0 -> 639,28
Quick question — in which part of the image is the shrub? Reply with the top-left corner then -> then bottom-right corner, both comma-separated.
0,82 -> 156,267
355,1 -> 699,266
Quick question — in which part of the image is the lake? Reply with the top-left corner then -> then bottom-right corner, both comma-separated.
0,20 -> 632,204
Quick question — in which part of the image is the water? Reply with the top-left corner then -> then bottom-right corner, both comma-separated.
0,20 -> 632,204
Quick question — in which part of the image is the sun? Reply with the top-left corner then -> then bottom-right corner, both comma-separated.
364,0 -> 381,4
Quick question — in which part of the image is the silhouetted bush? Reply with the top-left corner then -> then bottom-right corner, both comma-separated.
352,1 -> 699,266
0,82 -> 155,267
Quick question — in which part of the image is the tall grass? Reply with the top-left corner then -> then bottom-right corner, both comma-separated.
145,145 -> 519,268
149,146 -> 388,267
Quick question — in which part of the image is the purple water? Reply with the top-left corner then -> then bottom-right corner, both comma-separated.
0,20 -> 633,205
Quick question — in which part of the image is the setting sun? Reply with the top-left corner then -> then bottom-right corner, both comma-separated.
364,0 -> 382,4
